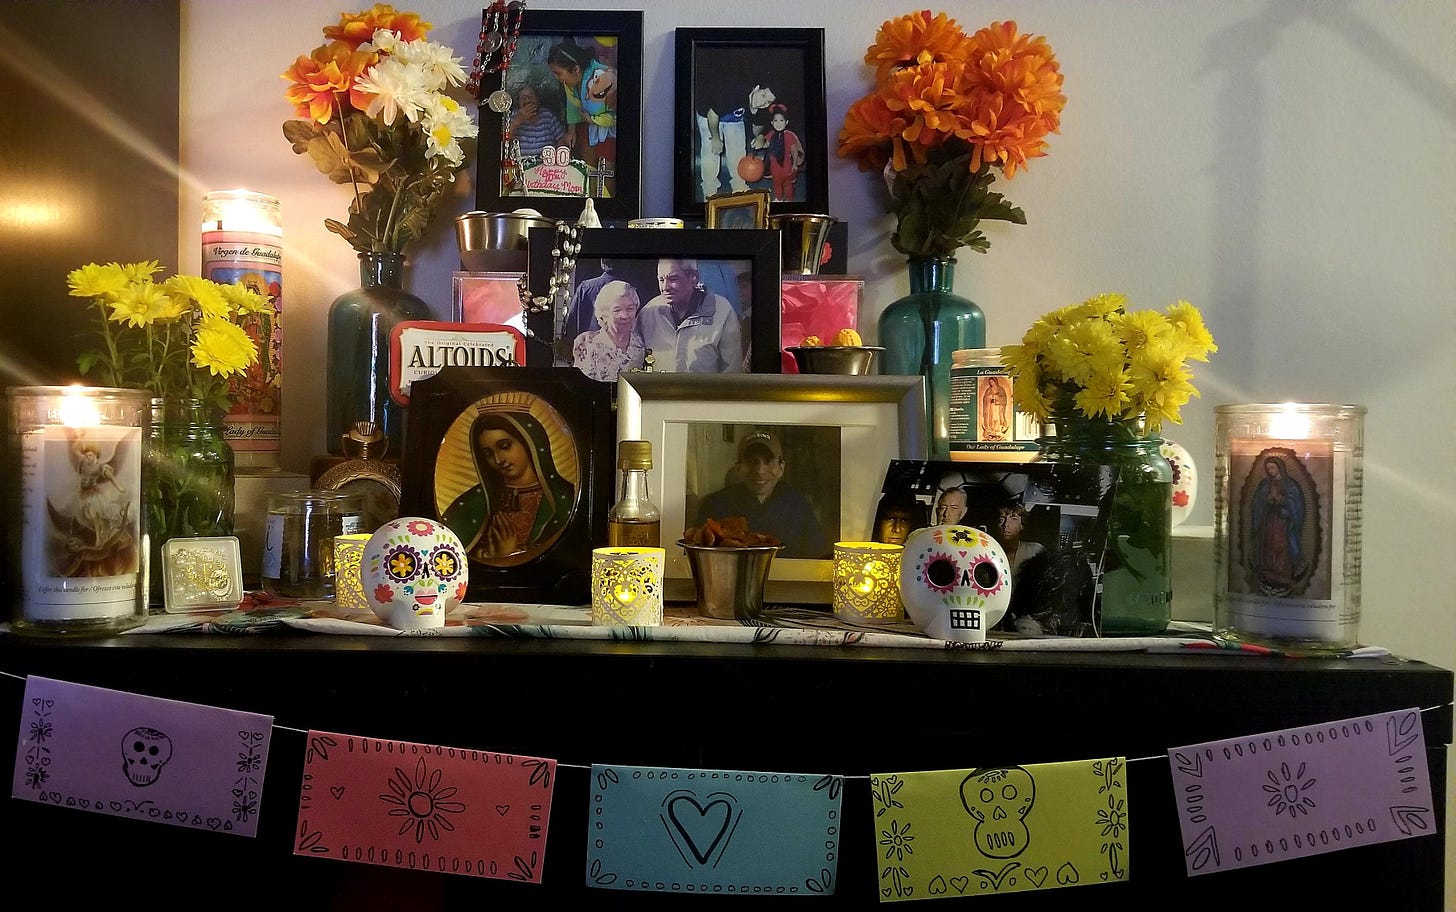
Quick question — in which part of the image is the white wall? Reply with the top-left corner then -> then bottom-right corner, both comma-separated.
180,1 -> 1453,896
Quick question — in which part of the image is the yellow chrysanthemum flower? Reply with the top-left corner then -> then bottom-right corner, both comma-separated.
1129,342 -> 1197,427
1073,366 -> 1133,420
218,282 -> 272,315
164,275 -> 229,319
107,282 -> 174,328
1044,318 -> 1122,386
191,317 -> 258,378
1110,309 -> 1173,360
121,260 -> 164,283
67,262 -> 129,299
1165,300 -> 1218,361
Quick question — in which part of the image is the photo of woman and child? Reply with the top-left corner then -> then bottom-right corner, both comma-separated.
501,33 -> 618,198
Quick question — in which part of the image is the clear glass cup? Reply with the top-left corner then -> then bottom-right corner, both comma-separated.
260,490 -> 364,599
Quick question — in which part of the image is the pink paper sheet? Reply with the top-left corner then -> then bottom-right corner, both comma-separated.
1168,708 -> 1434,875
294,731 -> 556,882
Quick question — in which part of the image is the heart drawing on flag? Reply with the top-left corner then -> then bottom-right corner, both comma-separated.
661,790 -> 742,867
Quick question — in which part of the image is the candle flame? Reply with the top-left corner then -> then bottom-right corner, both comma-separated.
1269,403 -> 1311,439
57,387 -> 101,427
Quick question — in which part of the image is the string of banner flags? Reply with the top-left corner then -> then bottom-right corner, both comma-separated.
2,667 -> 1446,900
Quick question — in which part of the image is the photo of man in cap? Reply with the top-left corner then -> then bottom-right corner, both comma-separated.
692,430 -> 831,559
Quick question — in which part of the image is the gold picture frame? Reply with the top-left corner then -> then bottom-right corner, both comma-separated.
704,189 -> 772,229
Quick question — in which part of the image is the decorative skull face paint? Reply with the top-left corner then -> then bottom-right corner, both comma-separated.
960,766 -> 1036,858
363,517 -> 468,630
898,525 -> 1012,642
122,727 -> 173,786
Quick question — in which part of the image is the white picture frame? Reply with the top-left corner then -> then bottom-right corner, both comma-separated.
616,373 -> 927,603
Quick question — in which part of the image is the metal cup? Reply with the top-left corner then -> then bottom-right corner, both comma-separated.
455,209 -> 556,272
768,213 -> 838,275
678,541 -> 783,620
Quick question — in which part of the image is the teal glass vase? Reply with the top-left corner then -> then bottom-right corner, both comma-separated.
145,396 -> 235,605
877,257 -> 985,460
326,252 -> 431,457
1038,411 -> 1174,634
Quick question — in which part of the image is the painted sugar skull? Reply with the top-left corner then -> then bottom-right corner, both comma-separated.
960,766 -> 1036,859
898,524 -> 1011,642
122,727 -> 173,786
1160,438 -> 1198,527
363,517 -> 468,630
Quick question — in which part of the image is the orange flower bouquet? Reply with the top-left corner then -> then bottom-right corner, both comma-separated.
838,12 -> 1066,257
281,4 -> 478,254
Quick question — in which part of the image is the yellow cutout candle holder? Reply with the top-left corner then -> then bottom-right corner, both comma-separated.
333,533 -> 372,613
591,547 -> 665,626
832,542 -> 904,623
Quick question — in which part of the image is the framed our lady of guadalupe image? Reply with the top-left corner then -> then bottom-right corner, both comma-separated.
400,366 -> 613,605
475,9 -> 644,220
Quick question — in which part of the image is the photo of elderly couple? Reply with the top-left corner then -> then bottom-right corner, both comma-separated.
871,459 -> 1118,637
557,257 -> 756,380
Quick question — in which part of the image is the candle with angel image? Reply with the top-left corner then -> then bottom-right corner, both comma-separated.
7,386 -> 150,633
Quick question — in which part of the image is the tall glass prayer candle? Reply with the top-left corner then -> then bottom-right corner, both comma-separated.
1214,403 -> 1366,653
4,386 -> 151,636
201,189 -> 283,468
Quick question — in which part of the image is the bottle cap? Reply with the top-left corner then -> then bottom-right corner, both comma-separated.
617,439 -> 652,470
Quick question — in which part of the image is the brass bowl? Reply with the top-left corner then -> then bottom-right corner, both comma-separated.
787,345 -> 884,375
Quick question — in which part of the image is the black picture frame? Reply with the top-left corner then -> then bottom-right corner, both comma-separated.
475,9 -> 643,220
673,27 -> 829,220
400,366 -> 613,605
525,226 -> 784,379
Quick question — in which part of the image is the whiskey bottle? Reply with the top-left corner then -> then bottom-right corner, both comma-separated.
607,439 -> 660,547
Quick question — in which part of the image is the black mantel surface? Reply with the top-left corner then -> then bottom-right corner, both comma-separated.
0,632 -> 1450,909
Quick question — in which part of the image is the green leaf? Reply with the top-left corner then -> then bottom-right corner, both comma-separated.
282,119 -> 323,153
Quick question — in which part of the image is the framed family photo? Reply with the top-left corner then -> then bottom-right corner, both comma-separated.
400,366 -> 614,605
617,373 -> 926,604
475,9 -> 644,220
673,28 -> 828,219
526,226 -> 783,381
871,459 -> 1118,637
705,189 -> 771,229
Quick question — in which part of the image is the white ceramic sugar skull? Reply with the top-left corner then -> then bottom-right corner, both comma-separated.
363,517 -> 468,630
960,766 -> 1036,859
899,524 -> 1011,642
122,727 -> 173,786
1160,438 -> 1198,527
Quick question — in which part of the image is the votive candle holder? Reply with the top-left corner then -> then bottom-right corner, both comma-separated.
591,547 -> 665,626
832,542 -> 904,623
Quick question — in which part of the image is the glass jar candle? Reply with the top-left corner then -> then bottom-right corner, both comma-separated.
5,385 -> 152,636
260,490 -> 364,599
1214,403 -> 1366,652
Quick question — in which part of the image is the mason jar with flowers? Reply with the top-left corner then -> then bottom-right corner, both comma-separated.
839,12 -> 1065,459
1001,295 -> 1218,634
282,4 -> 478,458
68,260 -> 268,602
